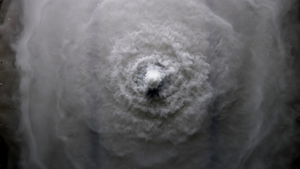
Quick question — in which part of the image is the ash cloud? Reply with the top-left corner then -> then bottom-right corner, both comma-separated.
0,0 -> 300,169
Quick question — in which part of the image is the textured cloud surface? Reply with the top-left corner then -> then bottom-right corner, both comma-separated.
4,0 -> 299,168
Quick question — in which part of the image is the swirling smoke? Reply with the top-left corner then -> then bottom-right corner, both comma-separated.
0,0 -> 300,169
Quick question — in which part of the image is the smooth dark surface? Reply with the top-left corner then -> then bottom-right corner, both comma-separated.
0,0 -> 21,168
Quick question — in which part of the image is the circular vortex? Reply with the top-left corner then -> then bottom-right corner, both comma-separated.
91,23 -> 214,145
109,24 -> 212,118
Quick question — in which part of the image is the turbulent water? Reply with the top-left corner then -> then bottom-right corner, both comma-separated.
0,0 -> 300,168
